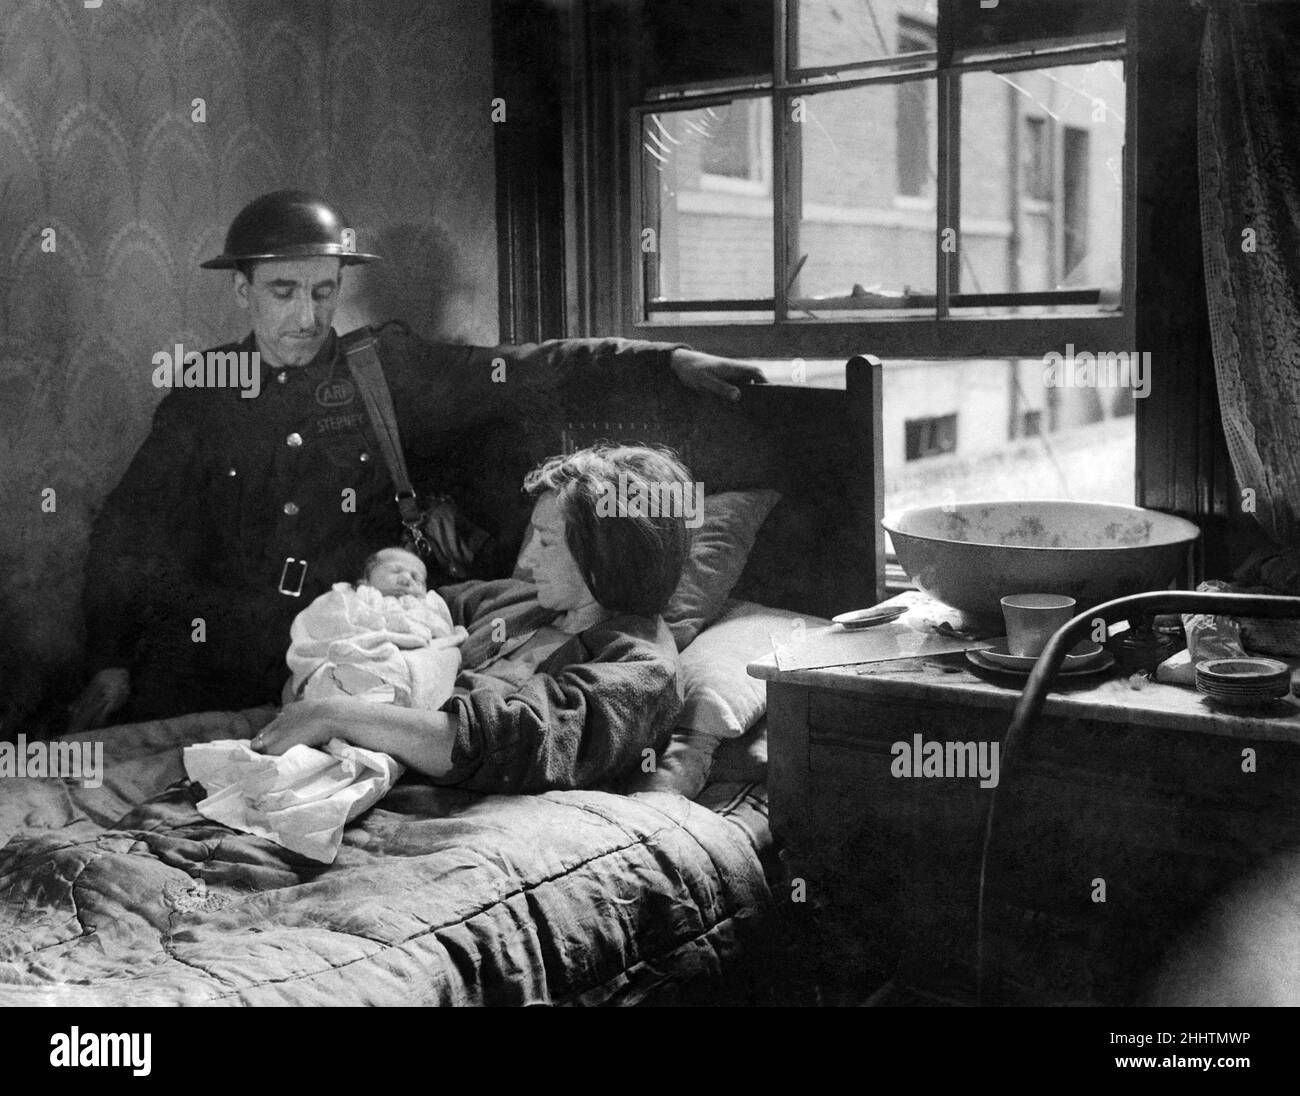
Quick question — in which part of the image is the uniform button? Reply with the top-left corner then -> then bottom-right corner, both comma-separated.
283,502 -> 299,516
359,452 -> 370,462
287,432 -> 303,448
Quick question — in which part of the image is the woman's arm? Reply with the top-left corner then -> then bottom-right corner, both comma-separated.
252,698 -> 460,778
445,620 -> 681,794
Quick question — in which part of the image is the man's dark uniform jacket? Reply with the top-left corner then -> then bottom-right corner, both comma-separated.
83,327 -> 675,721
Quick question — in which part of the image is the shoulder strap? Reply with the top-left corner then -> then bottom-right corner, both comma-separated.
340,327 -> 423,530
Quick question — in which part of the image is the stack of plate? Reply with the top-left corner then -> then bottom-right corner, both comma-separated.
1195,658 -> 1293,707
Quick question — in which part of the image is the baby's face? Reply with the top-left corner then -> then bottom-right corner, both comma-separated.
365,549 -> 428,597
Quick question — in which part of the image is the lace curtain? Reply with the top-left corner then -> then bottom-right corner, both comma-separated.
1199,0 -> 1300,547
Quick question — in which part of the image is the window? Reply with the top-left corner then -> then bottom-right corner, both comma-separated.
611,2 -> 1137,525
740,355 -> 1136,528
905,413 -> 957,460
641,101 -> 774,306
633,0 -> 1130,353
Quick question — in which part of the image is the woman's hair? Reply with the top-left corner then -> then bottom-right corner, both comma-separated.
523,444 -> 695,618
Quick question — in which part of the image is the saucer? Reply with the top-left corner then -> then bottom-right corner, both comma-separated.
980,639 -> 1105,672
966,647 -> 1117,679
833,605 -> 909,629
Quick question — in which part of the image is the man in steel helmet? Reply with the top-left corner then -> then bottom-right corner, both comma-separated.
70,190 -> 761,728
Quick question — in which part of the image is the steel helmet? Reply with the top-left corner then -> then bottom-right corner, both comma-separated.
200,189 -> 381,269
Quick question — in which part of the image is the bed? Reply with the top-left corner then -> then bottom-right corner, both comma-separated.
0,352 -> 882,1006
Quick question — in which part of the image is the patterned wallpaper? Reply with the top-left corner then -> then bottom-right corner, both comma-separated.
0,0 -> 499,727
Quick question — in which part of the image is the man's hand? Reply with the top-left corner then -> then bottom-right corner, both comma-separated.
670,349 -> 767,401
250,699 -> 346,755
67,668 -> 130,732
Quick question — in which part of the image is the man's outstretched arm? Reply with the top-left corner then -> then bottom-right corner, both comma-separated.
378,329 -> 766,455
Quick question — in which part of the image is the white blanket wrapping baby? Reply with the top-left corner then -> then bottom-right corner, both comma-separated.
183,583 -> 468,864
286,583 -> 467,709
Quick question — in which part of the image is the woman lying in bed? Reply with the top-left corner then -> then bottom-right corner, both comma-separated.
251,444 -> 691,794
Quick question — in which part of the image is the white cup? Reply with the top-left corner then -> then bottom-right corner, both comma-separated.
1000,594 -> 1077,658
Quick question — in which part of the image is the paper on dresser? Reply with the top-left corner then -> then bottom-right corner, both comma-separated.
771,622 -> 994,672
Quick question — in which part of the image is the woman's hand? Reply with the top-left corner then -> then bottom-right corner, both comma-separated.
252,700 -> 460,778
251,700 -> 351,755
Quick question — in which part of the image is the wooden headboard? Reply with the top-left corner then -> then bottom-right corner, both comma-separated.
418,355 -> 884,620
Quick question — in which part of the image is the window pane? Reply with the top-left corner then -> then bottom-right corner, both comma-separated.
788,80 -> 937,311
955,61 -> 1123,308
881,358 -> 1136,523
742,357 -> 1136,529
953,0 -> 1125,60
792,0 -> 938,72
641,101 -> 775,308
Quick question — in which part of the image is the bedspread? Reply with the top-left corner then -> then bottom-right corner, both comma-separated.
0,710 -> 771,1006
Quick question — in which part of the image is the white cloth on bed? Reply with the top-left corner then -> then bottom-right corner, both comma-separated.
182,738 -> 402,864
287,583 -> 468,708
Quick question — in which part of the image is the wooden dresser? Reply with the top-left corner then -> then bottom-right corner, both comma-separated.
752,625 -> 1300,1005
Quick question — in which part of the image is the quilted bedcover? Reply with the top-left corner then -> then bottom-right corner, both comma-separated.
0,710 -> 772,1006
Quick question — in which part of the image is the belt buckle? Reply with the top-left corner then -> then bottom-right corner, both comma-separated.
278,557 -> 308,597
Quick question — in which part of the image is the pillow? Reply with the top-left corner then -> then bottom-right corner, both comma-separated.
662,490 -> 781,650
678,598 -> 817,738
636,599 -> 830,798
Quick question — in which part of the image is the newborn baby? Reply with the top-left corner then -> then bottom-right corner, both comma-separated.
286,547 -> 467,709
182,549 -> 466,865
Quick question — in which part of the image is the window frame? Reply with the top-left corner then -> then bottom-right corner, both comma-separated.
624,0 -> 1136,362
905,412 -> 959,460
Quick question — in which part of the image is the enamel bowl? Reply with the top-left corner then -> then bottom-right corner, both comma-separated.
882,500 -> 1200,619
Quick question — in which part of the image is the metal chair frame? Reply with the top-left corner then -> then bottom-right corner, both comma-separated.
976,590 -> 1300,1002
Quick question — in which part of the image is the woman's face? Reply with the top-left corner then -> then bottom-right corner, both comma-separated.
522,492 -> 598,612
